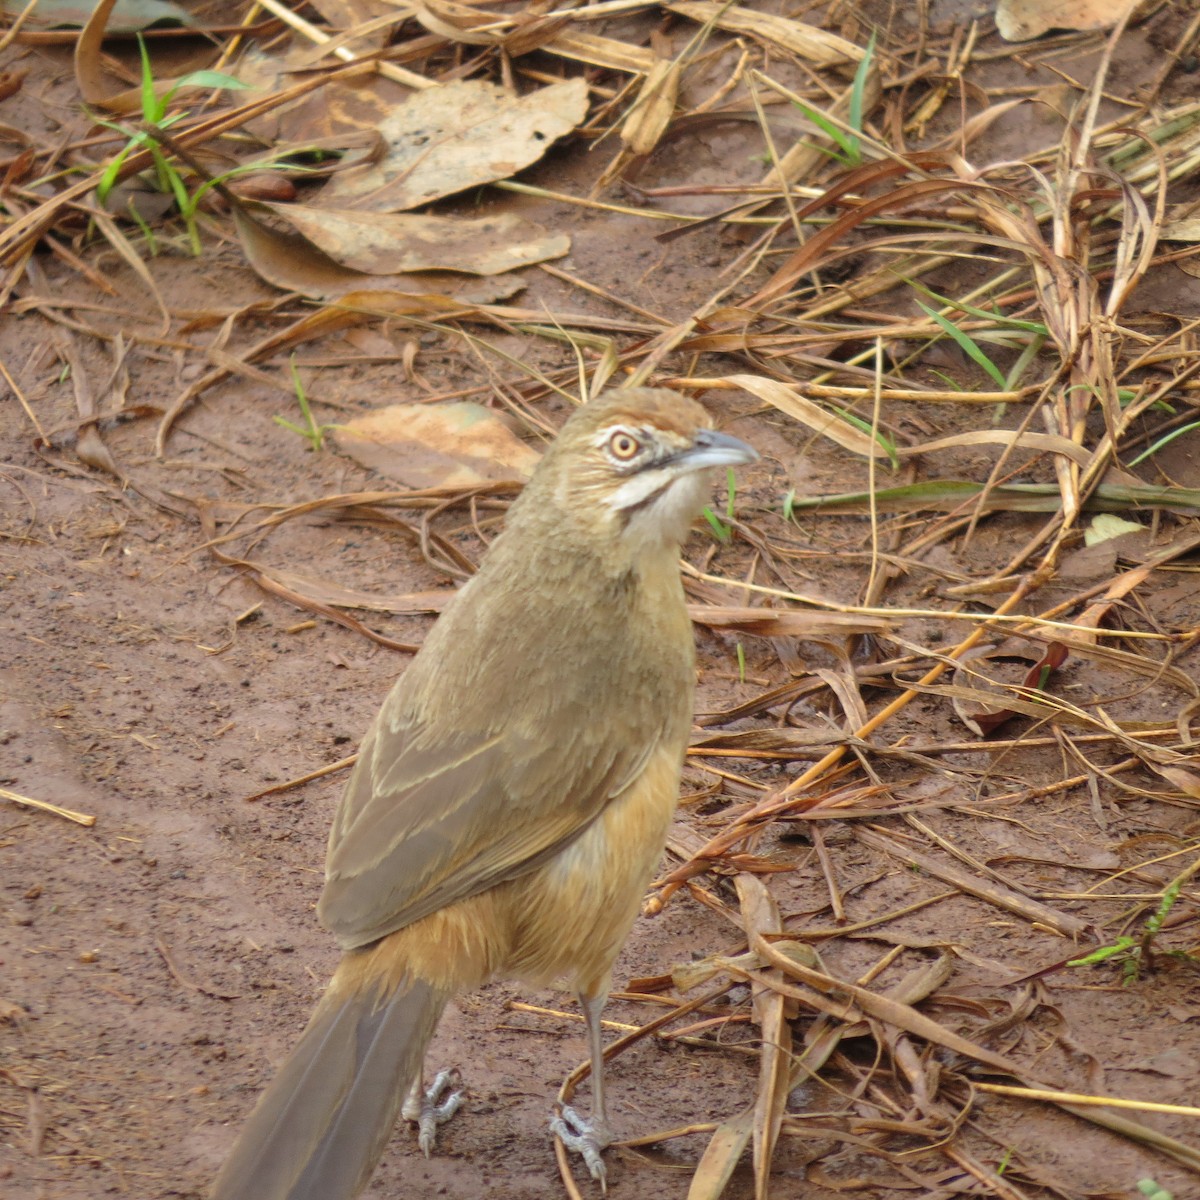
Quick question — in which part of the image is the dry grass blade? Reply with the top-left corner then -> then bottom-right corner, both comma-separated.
1,786 -> 97,826
724,373 -> 886,458
650,577 -> 1041,909
734,876 -> 791,1200
685,1107 -> 755,1200
745,935 -> 1200,1170
687,606 -> 891,639
855,828 -> 1092,938
976,1082 -> 1200,1119
666,2 -> 864,69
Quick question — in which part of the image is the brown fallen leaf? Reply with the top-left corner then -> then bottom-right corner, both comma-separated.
319,77 -> 589,211
333,402 -> 540,488
264,204 -> 569,275
995,0 -> 1139,42
233,207 -> 525,302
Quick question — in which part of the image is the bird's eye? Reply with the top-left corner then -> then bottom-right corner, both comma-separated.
607,430 -> 642,461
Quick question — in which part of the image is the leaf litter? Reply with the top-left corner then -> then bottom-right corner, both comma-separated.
3,2 -> 1200,1199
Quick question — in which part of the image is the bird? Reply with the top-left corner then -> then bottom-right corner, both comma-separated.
210,386 -> 758,1200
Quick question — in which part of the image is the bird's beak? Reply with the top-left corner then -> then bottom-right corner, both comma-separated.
676,428 -> 759,470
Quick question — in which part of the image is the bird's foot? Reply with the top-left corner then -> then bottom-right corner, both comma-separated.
550,1105 -> 612,1187
402,1068 -> 465,1157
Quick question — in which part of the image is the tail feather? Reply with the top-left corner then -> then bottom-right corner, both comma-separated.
211,970 -> 449,1200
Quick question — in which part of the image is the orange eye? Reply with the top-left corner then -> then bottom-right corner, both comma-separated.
608,430 -> 642,460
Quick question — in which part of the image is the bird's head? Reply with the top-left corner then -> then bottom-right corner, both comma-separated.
514,388 -> 758,555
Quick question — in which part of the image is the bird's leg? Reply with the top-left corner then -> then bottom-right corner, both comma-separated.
402,1065 -> 465,1156
550,990 -> 612,1186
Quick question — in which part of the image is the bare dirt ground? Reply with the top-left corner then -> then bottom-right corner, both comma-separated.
3,3 -> 1200,1200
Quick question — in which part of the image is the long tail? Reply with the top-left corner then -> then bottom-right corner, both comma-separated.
210,958 -> 450,1200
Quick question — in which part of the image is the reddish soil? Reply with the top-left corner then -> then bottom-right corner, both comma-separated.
3,5 -> 1200,1200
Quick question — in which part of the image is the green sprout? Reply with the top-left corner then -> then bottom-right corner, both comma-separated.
95,36 -> 249,255
792,31 -> 876,165
273,357 -> 338,452
1068,876 -> 1190,983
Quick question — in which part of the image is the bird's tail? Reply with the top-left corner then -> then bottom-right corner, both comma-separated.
210,955 -> 450,1200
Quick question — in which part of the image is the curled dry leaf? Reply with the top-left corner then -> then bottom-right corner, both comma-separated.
995,0 -> 1139,42
410,0 -> 497,46
0,70 -> 27,102
952,642 -> 1069,737
319,77 -> 590,212
232,207 -> 525,302
500,10 -> 573,58
333,402 -> 540,489
621,59 -> 682,156
264,204 -> 568,276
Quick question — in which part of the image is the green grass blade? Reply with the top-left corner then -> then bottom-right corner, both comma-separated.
906,277 -> 1047,334
137,35 -> 157,121
702,506 -> 731,543
849,31 -> 876,137
791,100 -> 856,161
1127,420 -> 1200,467
915,299 -> 1007,389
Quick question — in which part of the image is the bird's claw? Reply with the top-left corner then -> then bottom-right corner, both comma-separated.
550,1104 -> 611,1187
402,1068 -> 465,1156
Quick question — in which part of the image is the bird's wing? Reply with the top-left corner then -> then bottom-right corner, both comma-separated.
317,713 -> 660,949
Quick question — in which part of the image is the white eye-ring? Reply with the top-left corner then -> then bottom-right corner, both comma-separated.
607,429 -> 643,461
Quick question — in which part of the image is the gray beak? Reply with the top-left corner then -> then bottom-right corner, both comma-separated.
680,428 -> 759,470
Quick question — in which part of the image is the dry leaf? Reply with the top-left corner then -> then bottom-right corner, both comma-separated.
264,204 -> 568,275
951,643 -> 1069,737
233,208 -> 524,302
333,402 -> 540,488
543,29 -> 657,73
621,59 -> 681,156
686,1107 -> 755,1200
725,373 -> 885,458
667,2 -> 864,68
996,0 -> 1138,42
319,77 -> 589,212
1084,513 -> 1145,545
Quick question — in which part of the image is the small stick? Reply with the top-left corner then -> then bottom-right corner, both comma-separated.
976,1081 -> 1200,1119
0,787 -> 95,827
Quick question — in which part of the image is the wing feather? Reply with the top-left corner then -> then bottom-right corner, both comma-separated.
318,713 -> 660,949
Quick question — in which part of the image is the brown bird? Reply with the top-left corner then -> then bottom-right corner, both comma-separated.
210,387 -> 757,1200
